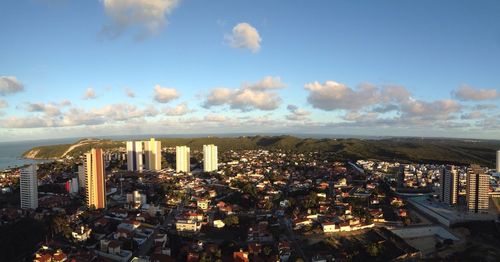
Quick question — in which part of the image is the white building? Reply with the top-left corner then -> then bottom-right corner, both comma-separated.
20,164 -> 38,209
440,166 -> 458,206
126,141 -> 145,172
176,146 -> 190,173
77,165 -> 86,189
145,138 -> 162,171
126,190 -> 146,208
496,149 -> 500,173
466,165 -> 489,213
67,177 -> 79,194
127,138 -> 162,172
176,220 -> 200,232
203,144 -> 218,172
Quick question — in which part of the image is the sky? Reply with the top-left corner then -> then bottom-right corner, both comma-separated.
0,0 -> 499,142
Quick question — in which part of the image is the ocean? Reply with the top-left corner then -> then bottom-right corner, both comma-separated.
0,138 -> 78,170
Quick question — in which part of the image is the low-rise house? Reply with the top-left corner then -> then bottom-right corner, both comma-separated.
176,220 -> 201,232
71,226 -> 92,242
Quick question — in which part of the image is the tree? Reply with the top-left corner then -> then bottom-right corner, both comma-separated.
366,243 -> 380,257
264,246 -> 273,256
224,215 -> 239,227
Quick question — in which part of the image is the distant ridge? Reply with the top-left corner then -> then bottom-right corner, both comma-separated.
21,135 -> 500,168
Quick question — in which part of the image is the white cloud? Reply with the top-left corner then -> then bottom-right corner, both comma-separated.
0,99 -> 8,108
243,76 -> 285,91
225,23 -> 262,53
60,99 -> 72,106
204,114 -> 229,122
25,102 -> 61,116
83,87 -> 97,99
163,102 -> 193,116
60,104 -> 158,127
453,85 -> 498,101
125,87 -> 135,98
23,100 -> 71,117
472,104 -> 497,111
1,116 -> 49,128
203,76 -> 286,111
400,99 -> 461,120
461,111 -> 483,120
153,85 -> 179,103
286,104 -> 311,121
304,81 -> 384,111
101,0 -> 180,40
0,76 -> 24,96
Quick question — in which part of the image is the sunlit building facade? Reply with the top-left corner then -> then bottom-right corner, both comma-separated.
203,144 -> 218,172
176,146 -> 190,173
85,148 -> 106,209
466,165 -> 489,213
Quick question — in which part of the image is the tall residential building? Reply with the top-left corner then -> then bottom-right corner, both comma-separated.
466,165 -> 489,213
145,138 -> 162,171
126,138 -> 162,172
127,141 -> 145,172
85,148 -> 106,209
439,166 -> 458,206
496,149 -> 500,173
203,144 -> 218,172
20,164 -> 38,209
176,146 -> 190,173
78,165 -> 86,189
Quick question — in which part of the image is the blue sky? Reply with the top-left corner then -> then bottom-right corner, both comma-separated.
0,0 -> 499,141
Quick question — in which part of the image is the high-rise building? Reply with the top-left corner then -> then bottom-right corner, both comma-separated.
466,165 -> 489,213
20,164 -> 38,209
176,146 -> 190,173
78,165 -> 86,189
145,138 -> 162,171
85,148 -> 106,209
127,138 -> 162,172
496,149 -> 500,173
439,166 -> 458,206
203,144 -> 218,172
127,141 -> 144,172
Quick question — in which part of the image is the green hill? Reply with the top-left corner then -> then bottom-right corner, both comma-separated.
22,136 -> 500,168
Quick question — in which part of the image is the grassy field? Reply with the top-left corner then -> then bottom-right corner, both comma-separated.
22,135 -> 500,167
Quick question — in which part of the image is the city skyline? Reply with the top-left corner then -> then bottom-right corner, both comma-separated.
1,0 -> 500,142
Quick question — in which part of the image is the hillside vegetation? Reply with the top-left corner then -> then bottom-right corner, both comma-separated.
22,136 -> 500,168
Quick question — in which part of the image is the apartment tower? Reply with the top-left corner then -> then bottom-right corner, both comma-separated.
85,148 -> 106,209
20,164 -> 38,209
203,144 -> 218,172
145,138 -> 162,171
466,165 -> 489,213
126,138 -> 162,172
440,165 -> 459,206
176,146 -> 190,173
126,141 -> 145,172
496,149 -> 500,173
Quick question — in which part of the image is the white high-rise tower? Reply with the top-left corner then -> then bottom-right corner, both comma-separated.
127,141 -> 144,172
127,138 -> 162,172
176,146 -> 190,173
496,149 -> 500,173
203,144 -> 218,172
439,166 -> 458,206
20,164 -> 38,209
466,165 -> 489,213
